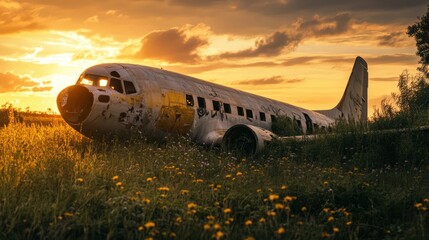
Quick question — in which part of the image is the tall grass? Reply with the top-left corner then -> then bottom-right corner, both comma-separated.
0,122 -> 428,239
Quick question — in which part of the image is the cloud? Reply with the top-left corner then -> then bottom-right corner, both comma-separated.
0,72 -> 52,93
234,76 -> 303,86
377,32 -> 411,47
215,31 -> 302,59
297,12 -> 353,36
0,2 -> 45,34
133,26 -> 209,63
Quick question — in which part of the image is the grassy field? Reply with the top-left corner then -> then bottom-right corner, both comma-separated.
0,122 -> 428,239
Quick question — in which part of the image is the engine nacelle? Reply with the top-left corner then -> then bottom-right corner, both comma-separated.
222,124 -> 276,155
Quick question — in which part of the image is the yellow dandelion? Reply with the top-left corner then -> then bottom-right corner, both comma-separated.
203,223 -> 211,231
323,181 -> 329,186
236,172 -> 243,176
244,237 -> 255,240
215,231 -> 224,239
281,185 -> 287,190
207,215 -> 215,221
146,177 -> 153,182
176,217 -> 182,223
58,215 -> 63,220
269,194 -> 279,201
423,198 -> 429,203
301,206 -> 307,212
327,216 -> 334,222
170,232 -> 176,238
195,179 -> 204,183
322,232 -> 330,238
187,202 -> 197,209
225,174 -> 232,179
297,221 -> 303,225
346,221 -> 352,226
415,203 -> 423,208
256,189 -> 262,193
157,187 -> 170,191
142,198 -> 151,204
225,220 -> 231,225
333,227 -> 340,233
259,217 -> 266,223
284,196 -> 295,202
136,191 -> 142,196
112,175 -> 119,181
76,178 -> 84,183
214,223 -> 221,230
138,225 -> 144,231
180,189 -> 189,195
323,207 -> 330,213
144,221 -> 155,229
245,220 -> 253,226
275,203 -> 284,209
223,208 -> 232,214
214,201 -> 220,207
116,181 -> 123,187
277,227 -> 286,234
267,211 -> 276,217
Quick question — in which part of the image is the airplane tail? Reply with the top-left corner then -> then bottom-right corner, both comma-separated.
317,56 -> 368,122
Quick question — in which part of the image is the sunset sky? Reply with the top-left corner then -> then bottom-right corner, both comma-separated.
0,0 -> 427,117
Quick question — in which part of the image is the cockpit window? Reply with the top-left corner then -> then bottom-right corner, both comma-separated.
124,80 -> 137,94
110,78 -> 123,93
78,74 -> 108,87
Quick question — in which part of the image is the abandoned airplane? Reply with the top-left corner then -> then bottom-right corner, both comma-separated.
57,57 -> 368,154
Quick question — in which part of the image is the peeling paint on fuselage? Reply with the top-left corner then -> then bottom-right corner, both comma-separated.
64,63 -> 336,144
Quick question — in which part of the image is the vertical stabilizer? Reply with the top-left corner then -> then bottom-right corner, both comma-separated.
317,57 -> 368,122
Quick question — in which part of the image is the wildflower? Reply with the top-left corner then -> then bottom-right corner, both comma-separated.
187,202 -> 197,209
146,177 -> 153,182
215,231 -> 224,239
214,223 -> 221,230
136,191 -> 142,196
269,194 -> 279,201
323,208 -> 330,213
322,232 -> 330,238
76,178 -> 84,183
236,172 -> 243,176
203,224 -> 211,231
333,227 -> 340,233
267,211 -> 276,217
112,175 -> 119,181
245,220 -> 252,226
157,187 -> 170,191
180,189 -> 189,195
423,198 -> 429,203
323,181 -> 329,186
138,226 -> 144,231
170,232 -> 177,238
224,208 -> 232,214
297,221 -> 303,225
346,221 -> 352,226
256,189 -> 262,193
259,217 -> 266,223
225,174 -> 232,179
244,237 -> 255,240
142,198 -> 151,204
301,206 -> 307,212
275,203 -> 284,209
214,201 -> 220,207
176,217 -> 182,223
281,185 -> 287,190
116,181 -> 123,187
327,216 -> 334,222
207,215 -> 215,221
195,179 -> 204,183
415,203 -> 423,208
283,196 -> 295,202
144,221 -> 156,229
58,215 -> 63,220
277,227 -> 286,234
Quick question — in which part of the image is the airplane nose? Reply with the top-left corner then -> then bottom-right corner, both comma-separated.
57,85 -> 94,124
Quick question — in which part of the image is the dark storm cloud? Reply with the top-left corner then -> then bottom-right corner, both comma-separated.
234,76 -> 303,86
134,28 -> 208,63
0,72 -> 38,93
298,12 -> 352,36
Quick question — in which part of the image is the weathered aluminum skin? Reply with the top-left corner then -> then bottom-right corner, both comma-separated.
57,57 -> 368,149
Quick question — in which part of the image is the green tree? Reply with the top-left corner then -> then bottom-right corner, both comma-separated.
408,5 -> 429,76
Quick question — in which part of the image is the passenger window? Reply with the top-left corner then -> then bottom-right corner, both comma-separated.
213,100 -> 221,111
186,94 -> 194,106
224,103 -> 231,113
197,97 -> 206,108
237,107 -> 244,116
110,78 -> 123,93
124,80 -> 137,94
271,115 -> 277,122
260,112 -> 266,121
246,109 -> 253,118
